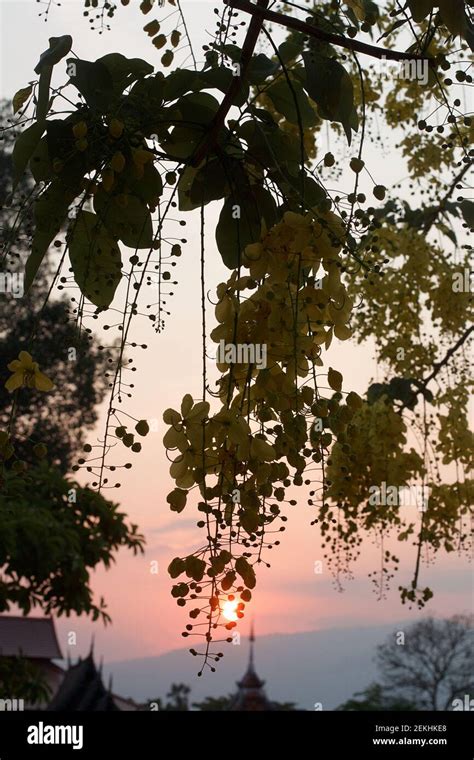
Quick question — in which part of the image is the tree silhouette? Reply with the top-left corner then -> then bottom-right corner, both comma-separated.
337,682 -> 418,712
377,615 -> 474,711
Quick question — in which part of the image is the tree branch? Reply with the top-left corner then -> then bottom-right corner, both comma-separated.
398,325 -> 473,412
190,0 -> 270,167
225,0 -> 430,62
421,325 -> 473,389
422,160 -> 473,234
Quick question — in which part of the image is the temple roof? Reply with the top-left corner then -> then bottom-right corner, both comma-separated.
0,616 -> 62,660
47,652 -> 119,711
229,624 -> 276,711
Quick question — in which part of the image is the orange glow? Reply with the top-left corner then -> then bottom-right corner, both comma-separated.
222,599 -> 238,621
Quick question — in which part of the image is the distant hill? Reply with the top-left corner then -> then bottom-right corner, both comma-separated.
105,622 -> 411,709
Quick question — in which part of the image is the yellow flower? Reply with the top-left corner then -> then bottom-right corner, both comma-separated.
5,351 -> 54,393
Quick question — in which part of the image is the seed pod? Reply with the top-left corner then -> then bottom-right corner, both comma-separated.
131,163 -> 144,180
350,157 -> 365,173
143,20 -> 160,36
102,168 -> 115,192
115,194 -> 129,208
161,50 -> 174,68
75,138 -> 88,152
132,148 -> 154,167
152,34 -> 167,49
109,118 -> 124,139
110,151 -> 126,173
73,120 -> 88,139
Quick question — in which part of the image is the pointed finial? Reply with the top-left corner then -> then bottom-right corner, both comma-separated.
249,619 -> 255,668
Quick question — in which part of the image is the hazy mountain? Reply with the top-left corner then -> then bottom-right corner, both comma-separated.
105,622 -> 411,709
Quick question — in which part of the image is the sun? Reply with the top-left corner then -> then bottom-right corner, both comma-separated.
222,599 -> 239,622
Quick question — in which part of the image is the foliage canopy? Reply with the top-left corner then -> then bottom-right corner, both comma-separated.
1,0 -> 472,673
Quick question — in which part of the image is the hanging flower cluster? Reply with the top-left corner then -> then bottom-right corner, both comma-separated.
162,210 -> 362,671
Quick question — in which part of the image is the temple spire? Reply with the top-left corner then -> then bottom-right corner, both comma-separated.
228,620 -> 275,710
249,620 -> 255,669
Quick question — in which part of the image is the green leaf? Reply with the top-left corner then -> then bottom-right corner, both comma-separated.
247,53 -> 279,85
199,66 -> 248,108
167,488 -> 187,513
185,556 -> 206,582
34,35 -> 72,74
161,125 -> 204,160
438,0 -> 467,38
68,211 -> 122,308
135,420 -> 150,436
178,159 -> 229,211
12,122 -> 45,191
221,571 -> 236,591
94,189 -> 154,249
13,85 -> 33,114
168,557 -> 185,578
26,182 -> 70,292
460,200 -> 474,229
175,91 -> 220,125
218,44 -> 241,63
127,162 -> 163,206
216,186 -> 278,269
235,556 -> 256,589
266,78 -> 317,128
274,168 -> 327,210
279,37 -> 305,64
171,582 -> 189,598
29,136 -> 53,182
163,69 -> 200,100
96,53 -> 153,94
66,58 -> 114,111
303,52 -> 356,144
237,119 -> 300,172
240,508 -> 260,535
328,367 -> 343,392
128,74 -> 165,117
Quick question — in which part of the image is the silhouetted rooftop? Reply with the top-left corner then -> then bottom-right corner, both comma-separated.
0,616 -> 62,659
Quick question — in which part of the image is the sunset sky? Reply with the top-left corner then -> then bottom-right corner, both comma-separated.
0,0 -> 471,672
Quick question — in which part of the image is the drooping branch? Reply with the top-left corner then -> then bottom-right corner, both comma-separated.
420,325 -> 473,389
400,325 -> 474,412
225,0 -> 430,62
422,160 -> 473,234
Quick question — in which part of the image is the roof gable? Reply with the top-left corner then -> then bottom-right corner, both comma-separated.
0,616 -> 63,659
